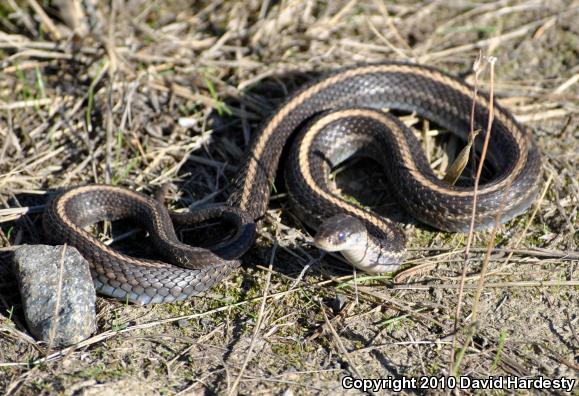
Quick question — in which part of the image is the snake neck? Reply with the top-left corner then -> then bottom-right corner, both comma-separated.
340,232 -> 403,274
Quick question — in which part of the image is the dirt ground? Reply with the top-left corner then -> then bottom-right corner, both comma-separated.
0,0 -> 577,395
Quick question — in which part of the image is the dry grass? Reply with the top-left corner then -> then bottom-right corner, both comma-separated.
1,0 -> 578,394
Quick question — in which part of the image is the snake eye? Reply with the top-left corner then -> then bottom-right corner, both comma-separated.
337,231 -> 346,241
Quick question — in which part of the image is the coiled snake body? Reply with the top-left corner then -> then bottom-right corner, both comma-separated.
44,63 -> 541,304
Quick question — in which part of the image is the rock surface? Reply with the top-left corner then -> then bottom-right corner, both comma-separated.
13,244 -> 96,347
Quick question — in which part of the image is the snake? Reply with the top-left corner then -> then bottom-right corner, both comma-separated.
43,185 -> 256,304
43,62 -> 541,303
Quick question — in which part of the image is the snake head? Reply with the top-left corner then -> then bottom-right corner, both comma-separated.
314,214 -> 367,252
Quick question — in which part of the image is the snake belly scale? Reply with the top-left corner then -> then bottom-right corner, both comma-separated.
44,62 -> 541,303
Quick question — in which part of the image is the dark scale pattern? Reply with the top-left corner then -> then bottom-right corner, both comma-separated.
286,108 -> 539,258
227,63 -> 541,268
227,63 -> 540,226
44,185 -> 255,304
46,63 -> 541,300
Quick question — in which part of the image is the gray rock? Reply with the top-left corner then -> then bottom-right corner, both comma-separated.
331,293 -> 348,314
13,244 -> 96,347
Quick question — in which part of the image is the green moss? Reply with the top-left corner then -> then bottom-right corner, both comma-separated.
79,363 -> 127,382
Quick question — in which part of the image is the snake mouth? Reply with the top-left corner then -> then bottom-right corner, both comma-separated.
313,238 -> 342,252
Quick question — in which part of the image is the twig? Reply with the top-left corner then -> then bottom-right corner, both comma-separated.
227,243 -> 276,396
392,280 -> 579,290
319,301 -> 365,380
452,57 -> 501,377
450,53 -> 485,373
467,57 -> 499,326
47,245 -> 67,353
26,0 -> 62,40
